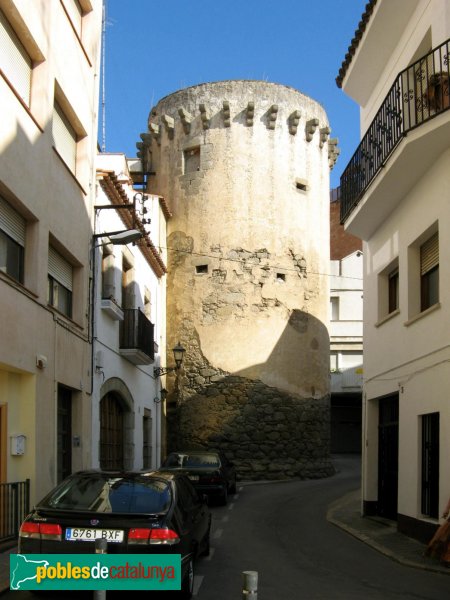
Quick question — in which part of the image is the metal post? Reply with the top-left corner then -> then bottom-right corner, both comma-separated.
93,539 -> 107,600
242,571 -> 258,599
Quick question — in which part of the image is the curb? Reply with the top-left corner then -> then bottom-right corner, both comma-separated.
326,490 -> 450,576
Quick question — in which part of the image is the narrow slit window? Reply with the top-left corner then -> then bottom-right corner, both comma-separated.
295,179 -> 309,192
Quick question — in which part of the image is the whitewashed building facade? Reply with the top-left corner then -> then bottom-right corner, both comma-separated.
94,153 -> 169,471
0,0 -> 102,516
337,0 -> 450,541
329,248 -> 363,453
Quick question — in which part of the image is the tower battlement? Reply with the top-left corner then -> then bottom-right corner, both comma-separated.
138,80 -> 340,170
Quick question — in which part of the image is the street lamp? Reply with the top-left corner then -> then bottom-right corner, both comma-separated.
93,229 -> 143,245
154,342 -> 186,377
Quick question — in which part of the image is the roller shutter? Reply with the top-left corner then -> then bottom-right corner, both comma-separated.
0,195 -> 25,246
48,246 -> 72,291
420,232 -> 439,275
0,9 -> 32,105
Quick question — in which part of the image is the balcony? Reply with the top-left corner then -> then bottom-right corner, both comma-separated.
340,39 -> 450,228
119,308 -> 155,365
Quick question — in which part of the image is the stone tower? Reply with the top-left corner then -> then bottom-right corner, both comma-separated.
144,81 -> 338,479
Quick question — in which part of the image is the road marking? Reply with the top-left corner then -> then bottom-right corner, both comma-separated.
222,515 -> 229,523
228,502 -> 235,510
233,493 -> 240,500
213,528 -> 223,539
238,486 -> 244,492
204,547 -> 215,561
193,574 -> 204,596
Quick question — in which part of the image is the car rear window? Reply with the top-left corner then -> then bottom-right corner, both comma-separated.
164,453 -> 220,468
38,474 -> 172,514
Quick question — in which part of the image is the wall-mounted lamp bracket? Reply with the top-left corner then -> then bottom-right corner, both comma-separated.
154,366 -> 177,378
153,342 -> 186,378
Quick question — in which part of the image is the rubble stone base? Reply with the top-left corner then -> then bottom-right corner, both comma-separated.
168,376 -> 335,480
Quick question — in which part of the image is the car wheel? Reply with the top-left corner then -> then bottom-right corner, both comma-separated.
180,557 -> 194,598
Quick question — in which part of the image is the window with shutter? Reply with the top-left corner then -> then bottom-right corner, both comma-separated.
64,0 -> 83,38
52,102 -> 77,173
0,195 -> 25,283
0,9 -> 32,105
420,232 -> 439,311
48,246 -> 73,317
388,268 -> 399,314
101,243 -> 116,300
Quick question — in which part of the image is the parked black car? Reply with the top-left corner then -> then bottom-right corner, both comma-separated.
18,469 -> 211,598
161,450 -> 237,505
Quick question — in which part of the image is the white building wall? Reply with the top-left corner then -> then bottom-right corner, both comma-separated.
340,0 -> 450,535
330,251 -> 363,394
0,0 -> 102,503
94,153 -> 167,469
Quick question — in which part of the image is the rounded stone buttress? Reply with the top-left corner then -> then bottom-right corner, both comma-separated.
146,80 -> 334,479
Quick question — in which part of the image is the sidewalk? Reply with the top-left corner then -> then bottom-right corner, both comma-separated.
1,489 -> 448,594
327,489 -> 449,575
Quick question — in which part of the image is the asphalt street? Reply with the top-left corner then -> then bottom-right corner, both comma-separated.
194,455 -> 449,600
2,456 -> 449,599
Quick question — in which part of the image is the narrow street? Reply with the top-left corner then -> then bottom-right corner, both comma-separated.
3,455 -> 449,600
193,455 -> 449,599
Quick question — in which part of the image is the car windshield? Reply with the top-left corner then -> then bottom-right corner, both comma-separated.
164,453 -> 220,468
38,474 -> 172,514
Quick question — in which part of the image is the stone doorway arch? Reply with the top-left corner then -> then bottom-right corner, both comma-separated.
99,378 -> 134,470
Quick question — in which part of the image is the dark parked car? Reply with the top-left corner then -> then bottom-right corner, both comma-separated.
18,469 -> 211,598
161,450 -> 237,505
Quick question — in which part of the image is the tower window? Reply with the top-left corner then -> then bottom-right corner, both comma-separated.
196,265 -> 208,274
184,147 -> 200,173
295,178 -> 309,192
276,273 -> 286,282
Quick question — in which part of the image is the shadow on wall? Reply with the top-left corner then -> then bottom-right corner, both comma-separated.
167,309 -> 334,481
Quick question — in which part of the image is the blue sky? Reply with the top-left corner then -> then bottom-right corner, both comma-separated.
103,0 -> 367,189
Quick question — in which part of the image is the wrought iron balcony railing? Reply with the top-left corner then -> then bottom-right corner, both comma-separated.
119,308 -> 155,364
340,38 -> 450,224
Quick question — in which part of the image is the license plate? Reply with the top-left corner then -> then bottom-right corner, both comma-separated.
188,475 -> 199,481
65,528 -> 124,542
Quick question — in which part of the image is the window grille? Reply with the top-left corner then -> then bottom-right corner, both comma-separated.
421,412 -> 439,518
